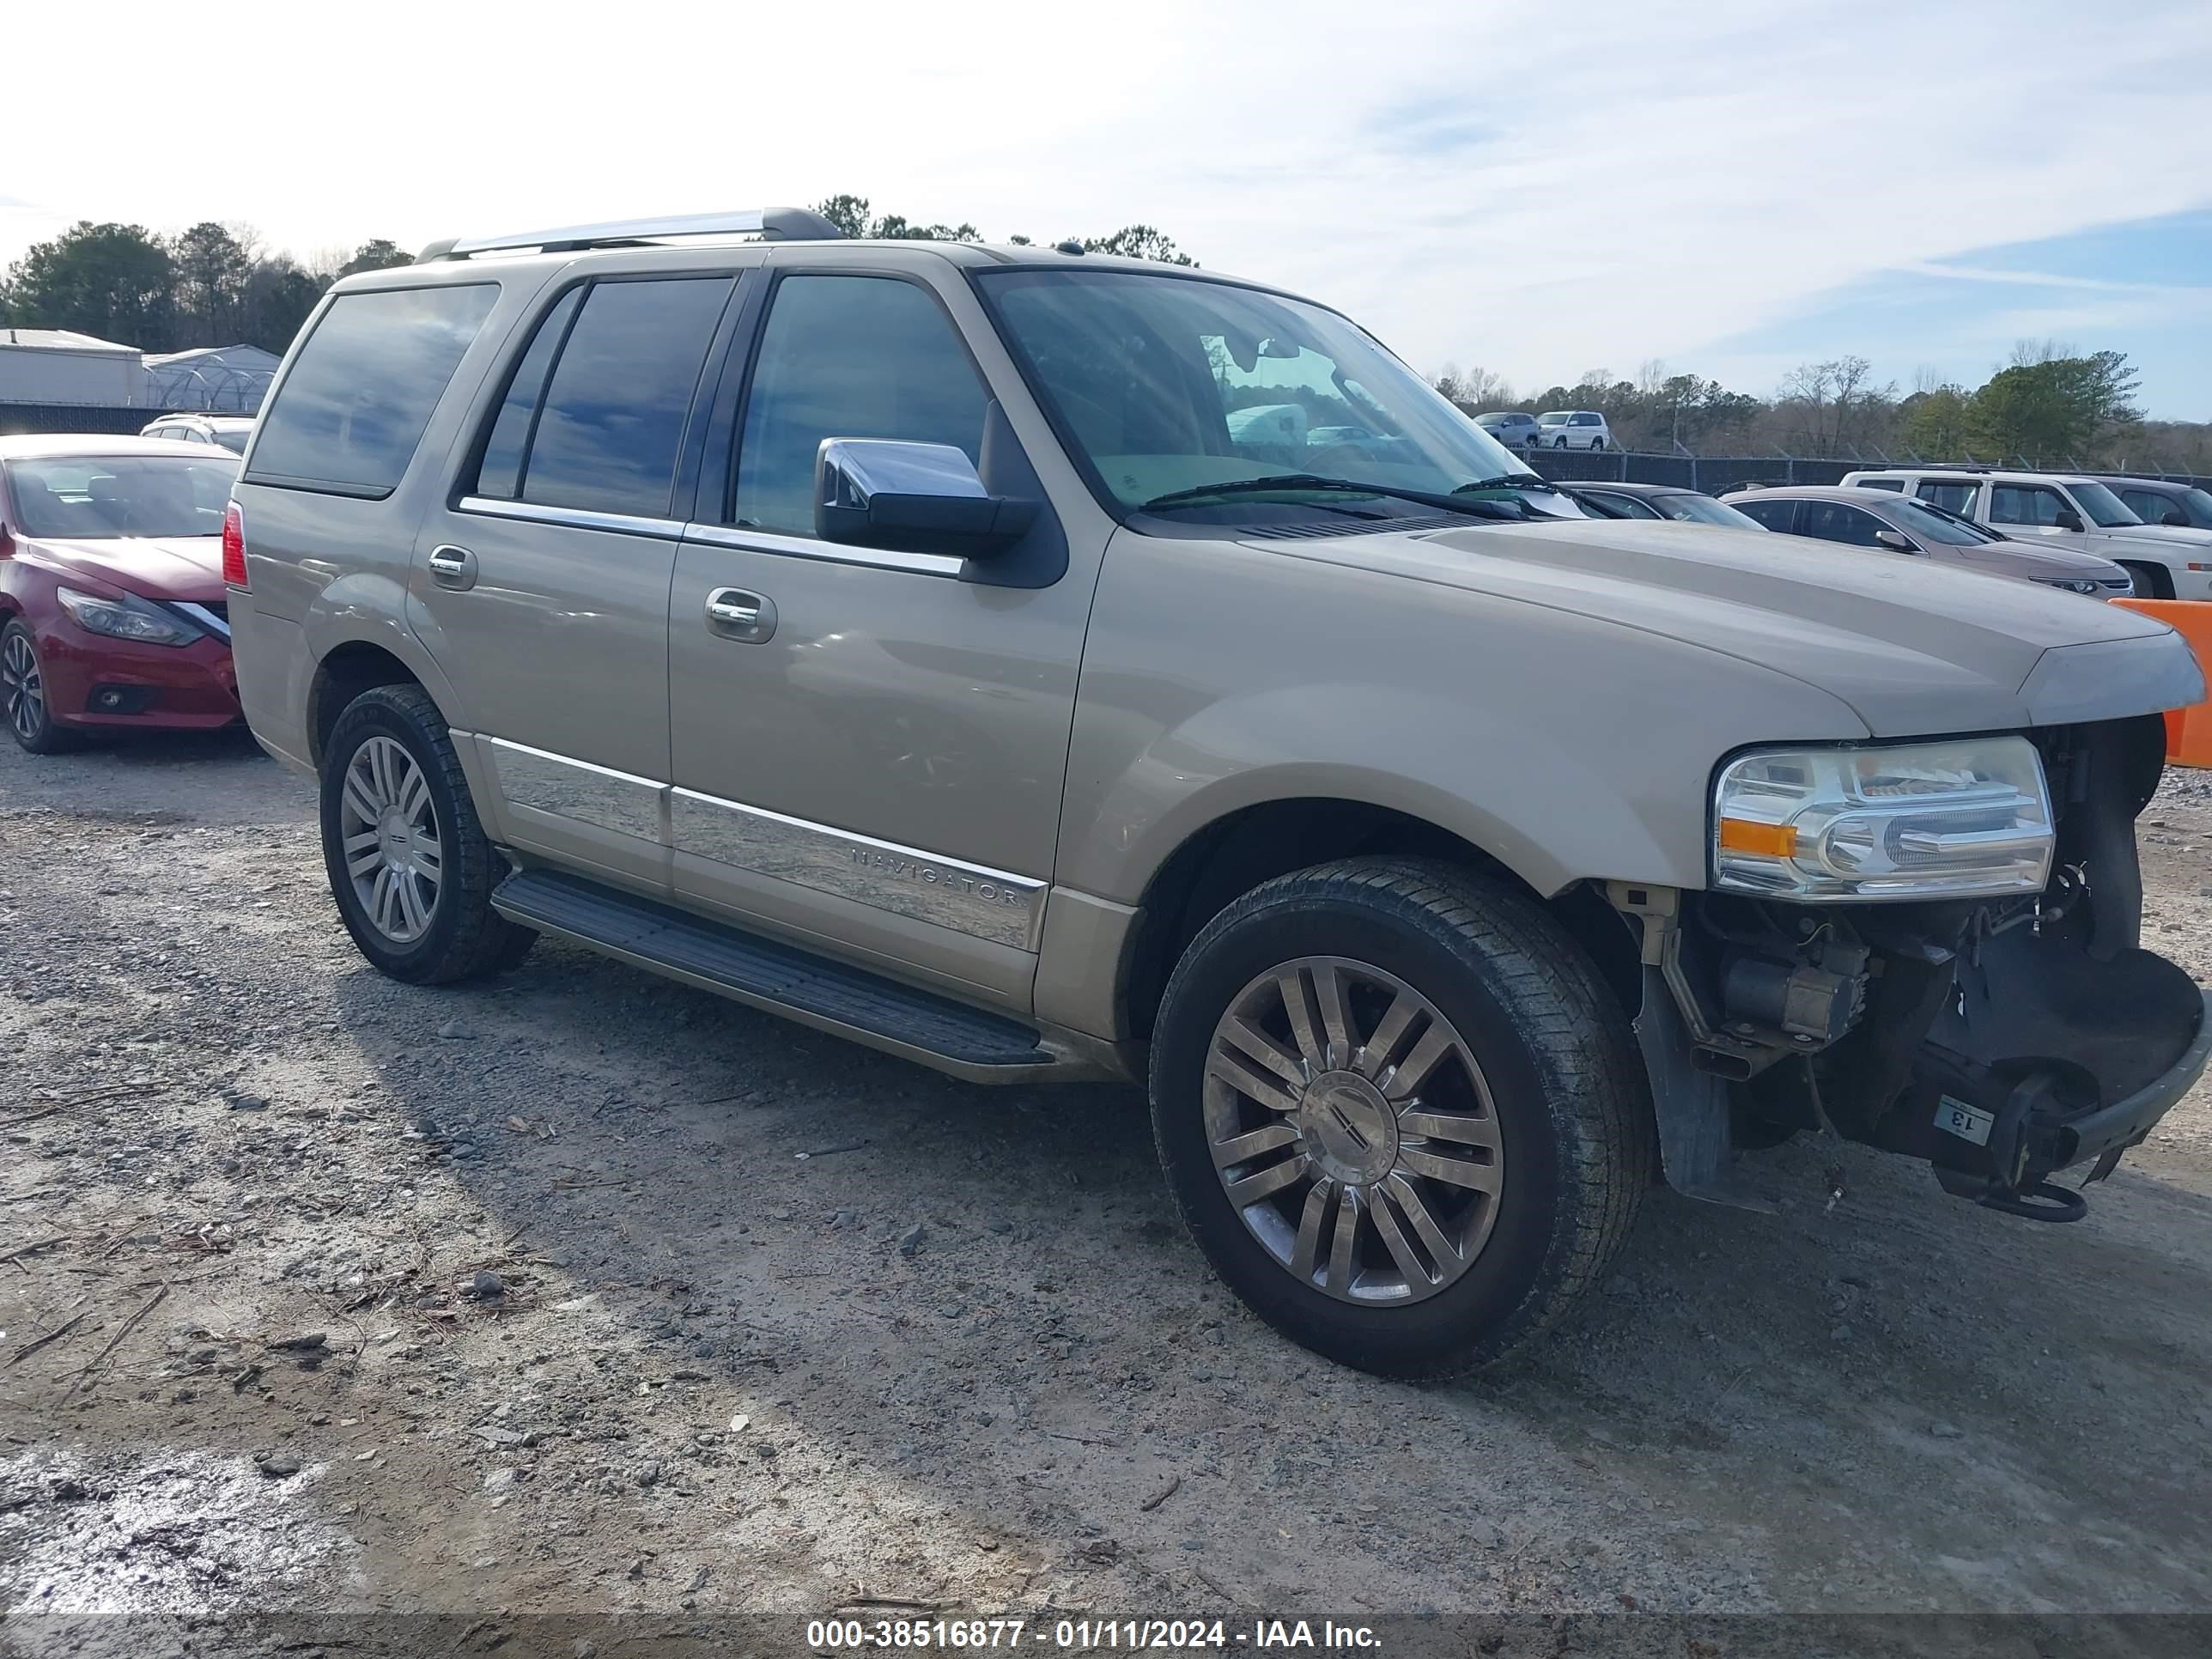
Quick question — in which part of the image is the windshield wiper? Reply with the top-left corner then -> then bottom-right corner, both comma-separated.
1139,474 -> 1525,521
1453,473 -> 1561,495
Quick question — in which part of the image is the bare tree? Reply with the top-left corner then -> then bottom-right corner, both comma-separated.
1777,356 -> 1895,454
1431,362 -> 1513,411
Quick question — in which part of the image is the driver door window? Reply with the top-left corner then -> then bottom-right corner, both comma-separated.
1989,484 -> 2067,526
732,276 -> 989,537
1584,490 -> 1657,520
1801,502 -> 1887,546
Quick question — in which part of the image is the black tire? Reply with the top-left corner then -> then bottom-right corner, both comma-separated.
2,619 -> 85,755
1149,857 -> 1653,1378
319,684 -> 535,984
1589,438 -> 1606,453
2118,562 -> 2173,600
1553,436 -> 1568,449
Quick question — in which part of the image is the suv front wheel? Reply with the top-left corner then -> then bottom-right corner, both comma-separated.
319,684 -> 535,983
1149,858 -> 1651,1377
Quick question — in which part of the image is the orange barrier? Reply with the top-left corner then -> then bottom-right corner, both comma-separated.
2115,599 -> 2212,769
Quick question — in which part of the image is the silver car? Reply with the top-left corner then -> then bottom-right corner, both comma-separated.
1722,486 -> 2136,596
227,208 -> 2211,1377
1473,410 -> 1540,448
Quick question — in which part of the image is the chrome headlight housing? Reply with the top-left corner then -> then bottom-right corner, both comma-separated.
55,586 -> 199,647
1712,738 -> 2054,902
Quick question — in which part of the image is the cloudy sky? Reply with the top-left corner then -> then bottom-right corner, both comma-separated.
8,0 -> 2211,416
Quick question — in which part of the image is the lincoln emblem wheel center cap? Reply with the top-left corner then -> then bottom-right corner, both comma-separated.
1297,1069 -> 1400,1185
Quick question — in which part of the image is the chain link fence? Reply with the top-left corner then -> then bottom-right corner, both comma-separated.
0,402 -> 164,437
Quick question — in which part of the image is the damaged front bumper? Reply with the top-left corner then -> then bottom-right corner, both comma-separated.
2035,989 -> 2212,1173
1616,714 -> 2210,1219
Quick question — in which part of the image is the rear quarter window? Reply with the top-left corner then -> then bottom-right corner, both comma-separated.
247,283 -> 498,497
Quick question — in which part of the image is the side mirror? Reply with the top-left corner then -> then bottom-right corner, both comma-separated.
1874,529 -> 1917,553
2165,509 -> 2189,527
2054,507 -> 2084,532
815,439 -> 1037,559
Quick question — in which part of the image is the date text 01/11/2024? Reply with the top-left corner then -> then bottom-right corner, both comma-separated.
803,1619 -> 1383,1650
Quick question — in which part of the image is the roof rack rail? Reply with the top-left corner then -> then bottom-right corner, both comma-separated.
416,207 -> 845,264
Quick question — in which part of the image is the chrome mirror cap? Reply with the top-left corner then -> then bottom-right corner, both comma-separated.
817,439 -> 989,509
814,438 -> 1034,557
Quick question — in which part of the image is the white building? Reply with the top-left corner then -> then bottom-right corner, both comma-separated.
0,328 -> 144,405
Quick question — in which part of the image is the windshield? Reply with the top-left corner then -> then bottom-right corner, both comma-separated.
1882,497 -> 1994,546
1651,493 -> 1763,529
6,455 -> 238,540
214,427 -> 251,455
2067,481 -> 2141,526
1538,411 -> 1570,426
982,270 -> 1538,520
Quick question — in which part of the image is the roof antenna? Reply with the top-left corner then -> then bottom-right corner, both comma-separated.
1054,240 -> 1085,256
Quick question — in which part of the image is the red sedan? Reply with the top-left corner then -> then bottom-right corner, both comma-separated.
0,435 -> 242,754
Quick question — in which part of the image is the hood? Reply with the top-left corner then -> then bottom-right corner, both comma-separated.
1255,518 -> 2203,736
2103,522 -> 2212,549
20,535 -> 225,603
1953,538 -> 2128,583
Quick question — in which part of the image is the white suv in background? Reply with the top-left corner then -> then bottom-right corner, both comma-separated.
1840,468 -> 2212,601
1536,410 -> 1612,450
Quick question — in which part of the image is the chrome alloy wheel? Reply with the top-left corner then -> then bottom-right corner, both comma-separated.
339,735 -> 442,944
3,633 -> 43,742
1204,957 -> 1505,1304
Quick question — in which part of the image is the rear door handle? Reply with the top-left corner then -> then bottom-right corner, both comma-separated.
427,544 -> 478,592
704,586 -> 776,642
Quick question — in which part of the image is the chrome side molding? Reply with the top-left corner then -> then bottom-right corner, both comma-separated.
486,738 -> 665,845
670,787 -> 1047,951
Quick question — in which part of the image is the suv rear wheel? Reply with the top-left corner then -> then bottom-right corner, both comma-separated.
319,684 -> 535,983
1149,858 -> 1651,1377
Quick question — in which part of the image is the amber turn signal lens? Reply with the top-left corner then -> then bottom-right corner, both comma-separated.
1717,817 -> 1798,858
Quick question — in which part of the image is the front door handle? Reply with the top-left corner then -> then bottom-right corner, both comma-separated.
427,544 -> 478,592
704,586 -> 776,642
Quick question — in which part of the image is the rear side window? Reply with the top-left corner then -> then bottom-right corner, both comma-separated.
1856,477 -> 1904,491
474,288 -> 585,501
249,283 -> 496,496
496,277 -> 733,518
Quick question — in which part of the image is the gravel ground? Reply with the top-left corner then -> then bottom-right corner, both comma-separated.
2,732 -> 2209,1631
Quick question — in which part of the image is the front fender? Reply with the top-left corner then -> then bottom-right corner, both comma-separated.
1070,684 -> 1686,901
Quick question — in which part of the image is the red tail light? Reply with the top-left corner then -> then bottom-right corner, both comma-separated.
222,501 -> 247,588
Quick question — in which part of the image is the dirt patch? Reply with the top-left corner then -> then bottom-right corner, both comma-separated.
3,732 -> 2209,1624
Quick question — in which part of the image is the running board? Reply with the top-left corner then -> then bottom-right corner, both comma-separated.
490,867 -> 1074,1084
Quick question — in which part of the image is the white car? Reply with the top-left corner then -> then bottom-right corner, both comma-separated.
139,414 -> 254,455
1537,410 -> 1612,450
1840,468 -> 2212,601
